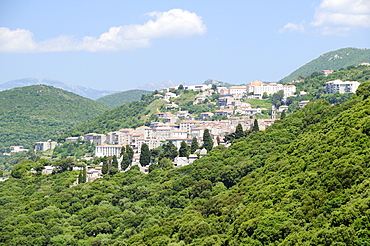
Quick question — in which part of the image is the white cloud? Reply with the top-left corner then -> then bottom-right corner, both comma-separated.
279,22 -> 305,33
0,9 -> 206,53
311,0 -> 370,34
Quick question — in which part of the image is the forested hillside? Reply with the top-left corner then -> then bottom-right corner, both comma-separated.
96,89 -> 152,108
280,47 -> 370,83
59,95 -> 166,139
284,65 -> 370,110
1,82 -> 370,245
0,85 -> 109,151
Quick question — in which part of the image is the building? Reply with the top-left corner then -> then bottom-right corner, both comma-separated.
299,100 -> 310,108
10,146 -> 28,153
325,80 -> 360,94
95,144 -> 123,157
322,70 -> 334,76
34,141 -> 58,152
228,86 -> 247,99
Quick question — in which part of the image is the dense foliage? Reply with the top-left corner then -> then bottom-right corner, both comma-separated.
2,87 -> 370,244
96,89 -> 152,108
280,47 -> 370,83
0,85 -> 109,151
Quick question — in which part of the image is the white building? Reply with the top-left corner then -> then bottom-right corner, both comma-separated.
95,144 -> 123,157
10,146 -> 28,153
326,80 -> 360,94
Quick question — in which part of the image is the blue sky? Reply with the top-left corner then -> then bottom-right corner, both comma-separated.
0,0 -> 369,91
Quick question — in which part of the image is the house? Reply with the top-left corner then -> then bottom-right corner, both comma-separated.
42,166 -> 56,175
163,92 -> 178,101
200,112 -> 214,120
177,111 -> 189,118
65,137 -> 79,142
278,105 -> 289,112
299,100 -> 310,108
174,157 -> 189,167
322,70 -> 334,76
165,103 -> 179,109
10,145 -> 28,153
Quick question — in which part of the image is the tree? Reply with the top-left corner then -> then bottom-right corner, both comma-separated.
212,84 -> 217,90
191,138 -> 199,154
140,143 -> 150,166
120,146 -> 125,157
262,92 -> 268,99
112,155 -> 118,169
178,84 -> 184,90
203,129 -> 213,152
252,119 -> 259,132
234,123 -> 245,139
270,90 -> 284,107
280,110 -> 286,119
126,145 -> 134,163
179,141 -> 189,157
121,152 -> 130,171
356,81 -> 370,100
101,158 -> 108,175
163,141 -> 178,160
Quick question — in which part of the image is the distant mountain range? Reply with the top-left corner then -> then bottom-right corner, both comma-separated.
280,47 -> 370,83
0,78 -> 119,100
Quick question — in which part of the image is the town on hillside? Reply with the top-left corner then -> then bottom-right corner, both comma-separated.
4,70 -> 364,181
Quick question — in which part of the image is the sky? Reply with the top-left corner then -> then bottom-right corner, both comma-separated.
0,0 -> 369,91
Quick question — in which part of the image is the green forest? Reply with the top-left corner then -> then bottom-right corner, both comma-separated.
1,81 -> 370,245
280,47 -> 370,83
96,89 -> 153,108
0,85 -> 109,151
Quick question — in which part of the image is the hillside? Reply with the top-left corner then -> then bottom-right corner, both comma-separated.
0,85 -> 109,150
59,95 -> 167,139
96,89 -> 152,108
280,47 -> 370,83
0,78 -> 119,100
1,82 -> 370,244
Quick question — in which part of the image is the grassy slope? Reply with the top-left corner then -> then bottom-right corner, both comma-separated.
59,98 -> 167,138
280,47 -> 370,83
96,89 -> 152,108
0,85 -> 109,150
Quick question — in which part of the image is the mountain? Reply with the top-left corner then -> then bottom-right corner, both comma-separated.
203,79 -> 234,87
280,47 -> 370,83
138,80 -> 176,91
0,85 -> 109,150
96,89 -> 153,108
0,78 -> 119,100
2,83 -> 370,244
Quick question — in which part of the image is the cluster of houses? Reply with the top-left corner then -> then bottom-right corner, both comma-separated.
163,80 -> 297,100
